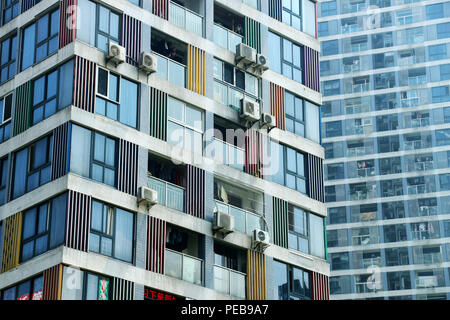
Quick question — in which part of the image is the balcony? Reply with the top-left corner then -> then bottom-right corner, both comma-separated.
214,80 -> 258,112
357,167 -> 375,178
212,138 -> 245,171
362,257 -> 382,268
213,265 -> 246,299
407,184 -> 431,195
418,205 -> 438,216
165,249 -> 203,286
408,75 -> 426,86
421,252 -> 442,264
148,176 -> 185,212
169,1 -> 203,37
416,276 -> 438,288
215,200 -> 263,235
352,234 -> 378,246
153,52 -> 186,88
411,229 -> 433,241
213,23 -> 243,54
352,83 -> 369,93
347,146 -> 366,157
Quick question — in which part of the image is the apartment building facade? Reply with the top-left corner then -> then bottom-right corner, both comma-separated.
319,0 -> 450,300
0,0 -> 328,300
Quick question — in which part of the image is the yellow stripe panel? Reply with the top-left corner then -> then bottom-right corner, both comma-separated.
187,45 -> 205,96
247,250 -> 266,300
1,212 -> 23,273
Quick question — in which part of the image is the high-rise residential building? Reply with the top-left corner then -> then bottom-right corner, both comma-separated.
0,0 -> 328,301
319,0 -> 450,300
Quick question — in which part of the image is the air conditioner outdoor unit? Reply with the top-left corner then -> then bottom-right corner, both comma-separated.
260,112 -> 276,129
256,54 -> 269,71
240,98 -> 260,122
139,52 -> 158,74
137,186 -> 158,206
235,43 -> 257,65
252,229 -> 270,247
107,42 -> 126,64
213,210 -> 235,233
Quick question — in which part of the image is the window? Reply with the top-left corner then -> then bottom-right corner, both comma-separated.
273,260 -> 311,300
326,163 -> 344,180
303,0 -> 316,37
322,39 -> 338,56
167,96 -> 203,153
84,272 -> 110,300
330,252 -> 349,271
325,121 -> 342,137
432,86 -> 450,103
269,32 -> 303,83
441,64 -> 450,81
0,93 -> 12,143
282,0 -> 302,31
89,200 -> 134,263
429,44 -> 447,61
323,79 -> 340,96
21,193 -> 67,262
2,0 -> 19,25
0,33 -> 17,82
2,275 -> 44,300
437,22 -> 450,39
70,125 -> 117,188
285,91 -> 304,137
95,67 -> 139,128
21,9 -> 59,71
426,3 -> 443,20
0,157 -> 7,205
321,1 -> 337,17
12,135 -> 53,199
77,0 -> 121,53
318,22 -> 329,37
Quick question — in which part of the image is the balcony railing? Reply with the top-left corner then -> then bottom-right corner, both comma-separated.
404,140 -> 429,150
347,146 -> 367,157
153,52 -> 186,88
408,75 -> 426,86
213,265 -> 246,299
421,253 -> 442,264
416,276 -> 438,288
418,206 -> 438,216
215,200 -> 263,236
165,249 -> 203,286
352,234 -> 378,246
213,79 -> 258,112
350,189 -> 377,201
411,229 -> 433,240
213,23 -> 243,54
147,176 -> 185,212
212,138 -> 245,171
352,83 -> 369,93
401,98 -> 419,108
407,184 -> 432,195
169,1 -> 203,37
362,257 -> 382,268
410,118 -> 429,128
357,167 -> 375,177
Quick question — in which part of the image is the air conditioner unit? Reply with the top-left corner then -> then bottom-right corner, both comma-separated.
213,210 -> 235,233
256,54 -> 269,71
137,186 -> 158,205
252,229 -> 270,246
235,43 -> 257,65
240,98 -> 260,122
139,52 -> 158,74
260,112 -> 276,129
107,42 -> 126,64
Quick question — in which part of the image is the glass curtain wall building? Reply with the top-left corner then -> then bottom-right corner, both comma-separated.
319,0 -> 450,300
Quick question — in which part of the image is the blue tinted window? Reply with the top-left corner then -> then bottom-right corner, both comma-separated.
437,23 -> 450,39
2,0 -> 20,25
0,34 -> 17,83
429,44 -> 447,61
322,40 -> 338,56
426,3 -> 443,20
441,64 -> 450,80
95,4 -> 121,52
21,24 -> 36,71
0,157 -> 7,205
321,1 -> 337,17
91,132 -> 116,187
432,86 -> 450,103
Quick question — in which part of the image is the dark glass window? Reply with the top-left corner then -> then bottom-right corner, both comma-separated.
0,33 -> 17,82
322,39 -> 338,56
288,204 -> 309,254
2,275 -> 44,300
2,0 -> 19,25
0,93 -> 12,143
0,156 -> 7,205
285,91 -> 304,137
330,252 -> 349,270
273,260 -> 311,300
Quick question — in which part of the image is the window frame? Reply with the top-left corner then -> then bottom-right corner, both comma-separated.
90,131 -> 117,187
20,202 -> 50,263
282,144 -> 307,194
284,91 -> 305,137
32,68 -> 59,125
0,92 -> 12,143
94,3 -> 121,52
282,0 -> 302,31
1,0 -> 20,26
82,271 -> 111,300
0,32 -> 17,83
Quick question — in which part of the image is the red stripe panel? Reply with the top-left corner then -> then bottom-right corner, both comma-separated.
146,216 -> 166,274
43,264 -> 62,300
312,272 -> 329,300
117,139 -> 138,196
185,165 -> 205,219
270,83 -> 285,130
153,0 -> 169,20
59,0 -> 78,49
245,129 -> 263,178
73,56 -> 96,113
65,190 -> 92,252
303,47 -> 320,93
121,14 -> 142,66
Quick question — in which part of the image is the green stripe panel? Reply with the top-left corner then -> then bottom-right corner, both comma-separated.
149,87 -> 167,141
13,81 -> 32,136
244,17 -> 261,53
273,197 -> 288,249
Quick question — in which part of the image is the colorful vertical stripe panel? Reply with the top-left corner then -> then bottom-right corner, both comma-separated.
152,0 -> 169,20
307,154 -> 324,203
51,123 -> 69,180
112,278 -> 135,300
149,87 -> 168,141
0,212 -> 22,273
247,250 -> 266,300
73,56 -> 96,113
117,139 -> 138,196
121,14 -> 142,66
244,17 -> 261,53
312,272 -> 330,300
186,45 -> 205,96
245,129 -> 263,178
270,83 -> 285,130
272,197 -> 288,249
59,0 -> 78,49
43,264 -> 63,300
65,190 -> 91,252
21,0 -> 37,13
303,46 -> 320,93
12,81 -> 32,136
146,216 -> 166,274
185,165 -> 205,219
268,0 -> 282,21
